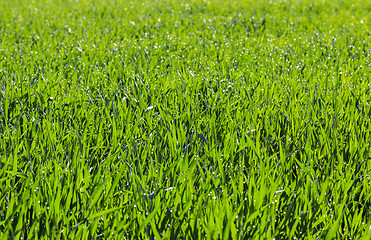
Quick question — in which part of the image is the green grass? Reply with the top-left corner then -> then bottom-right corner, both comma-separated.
0,0 -> 370,239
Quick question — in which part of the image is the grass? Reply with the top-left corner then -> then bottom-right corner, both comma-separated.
0,0 -> 370,239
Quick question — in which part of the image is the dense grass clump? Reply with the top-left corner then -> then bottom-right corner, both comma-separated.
0,0 -> 370,238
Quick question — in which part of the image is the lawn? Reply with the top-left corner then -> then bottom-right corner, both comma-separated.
0,0 -> 370,239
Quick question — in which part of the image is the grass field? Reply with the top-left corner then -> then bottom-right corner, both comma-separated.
0,0 -> 370,239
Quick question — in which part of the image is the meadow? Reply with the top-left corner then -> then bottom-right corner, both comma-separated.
0,0 -> 370,239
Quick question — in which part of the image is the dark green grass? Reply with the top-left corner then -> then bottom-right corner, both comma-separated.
0,0 -> 370,239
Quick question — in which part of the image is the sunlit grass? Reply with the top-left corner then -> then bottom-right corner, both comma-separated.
0,0 -> 370,239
